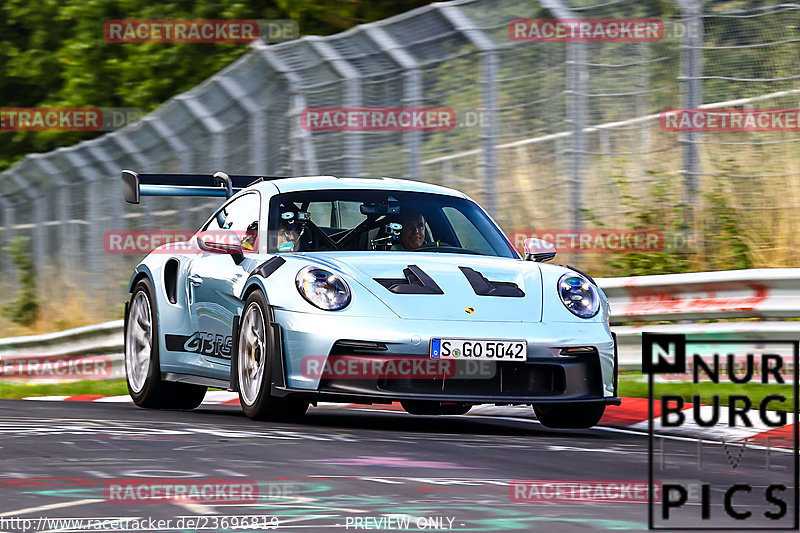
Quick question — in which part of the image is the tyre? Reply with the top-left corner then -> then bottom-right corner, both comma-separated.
532,403 -> 605,429
125,277 -> 207,409
401,400 -> 472,416
237,290 -> 308,421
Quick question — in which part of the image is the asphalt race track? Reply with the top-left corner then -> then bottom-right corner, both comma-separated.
0,400 -> 795,532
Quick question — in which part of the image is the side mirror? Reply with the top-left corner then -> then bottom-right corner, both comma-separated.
523,238 -> 556,262
197,231 -> 244,263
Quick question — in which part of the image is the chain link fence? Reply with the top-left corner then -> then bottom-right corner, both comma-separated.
0,0 -> 798,312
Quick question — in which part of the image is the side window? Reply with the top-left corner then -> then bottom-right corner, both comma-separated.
205,193 -> 260,250
308,202 -> 333,229
338,201 -> 366,229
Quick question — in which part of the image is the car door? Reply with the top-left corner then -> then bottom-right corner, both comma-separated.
185,192 -> 262,372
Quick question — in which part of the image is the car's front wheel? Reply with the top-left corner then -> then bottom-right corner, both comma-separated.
237,290 -> 308,421
125,278 -> 207,409
532,403 -> 605,429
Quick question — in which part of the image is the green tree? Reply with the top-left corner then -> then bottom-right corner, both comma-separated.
0,0 -> 428,172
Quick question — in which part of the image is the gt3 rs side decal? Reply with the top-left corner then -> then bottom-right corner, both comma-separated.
165,332 -> 233,358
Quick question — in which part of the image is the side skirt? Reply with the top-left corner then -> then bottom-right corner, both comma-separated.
162,372 -> 230,389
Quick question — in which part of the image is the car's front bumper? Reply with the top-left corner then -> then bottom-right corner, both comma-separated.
272,309 -> 617,405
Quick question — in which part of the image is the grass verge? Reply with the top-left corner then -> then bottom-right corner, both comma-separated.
0,379 -> 129,399
619,374 -> 794,413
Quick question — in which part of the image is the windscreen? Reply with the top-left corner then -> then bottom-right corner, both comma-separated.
267,190 -> 518,258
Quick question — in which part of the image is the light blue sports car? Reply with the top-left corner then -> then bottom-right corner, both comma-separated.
122,171 -> 619,428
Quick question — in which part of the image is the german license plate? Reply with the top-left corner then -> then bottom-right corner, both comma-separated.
430,338 -> 527,361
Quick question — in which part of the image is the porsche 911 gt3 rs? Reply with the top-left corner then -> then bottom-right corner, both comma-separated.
121,170 -> 619,428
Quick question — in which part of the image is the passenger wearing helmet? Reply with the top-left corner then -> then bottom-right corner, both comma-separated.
276,211 -> 300,252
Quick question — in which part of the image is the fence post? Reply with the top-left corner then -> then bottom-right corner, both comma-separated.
142,116 -> 195,230
537,0 -> 586,230
363,25 -> 422,180
28,154 -> 70,274
175,95 -> 227,171
5,172 -> 38,279
84,141 -> 122,296
677,0 -> 703,238
0,195 -> 14,287
144,117 -> 192,173
256,44 -> 319,176
437,5 -> 499,216
214,77 -> 265,175
568,42 -> 588,231
307,38 -> 363,177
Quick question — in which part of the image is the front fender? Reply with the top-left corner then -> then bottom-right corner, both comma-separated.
240,276 -> 269,305
128,264 -> 155,292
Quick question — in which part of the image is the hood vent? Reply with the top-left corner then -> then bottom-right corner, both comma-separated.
375,265 -> 444,295
459,266 -> 525,297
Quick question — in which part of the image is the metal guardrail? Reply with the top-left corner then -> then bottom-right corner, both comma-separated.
0,321 -> 125,382
613,321 -> 800,370
599,268 -> 800,324
0,269 -> 798,376
0,320 -> 123,356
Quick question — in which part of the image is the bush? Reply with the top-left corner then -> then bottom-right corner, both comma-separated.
2,237 -> 39,326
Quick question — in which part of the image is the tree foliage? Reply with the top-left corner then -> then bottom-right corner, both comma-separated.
0,0 -> 428,172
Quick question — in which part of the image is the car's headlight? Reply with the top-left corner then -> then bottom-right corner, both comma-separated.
296,266 -> 351,310
558,273 -> 600,318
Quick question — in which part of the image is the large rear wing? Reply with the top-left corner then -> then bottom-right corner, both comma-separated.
121,170 -> 285,204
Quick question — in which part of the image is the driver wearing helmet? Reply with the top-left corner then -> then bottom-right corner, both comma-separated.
393,210 -> 426,250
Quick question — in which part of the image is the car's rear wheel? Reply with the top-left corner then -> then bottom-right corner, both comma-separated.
532,403 -> 605,429
401,400 -> 471,416
125,278 -> 207,409
237,290 -> 308,421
